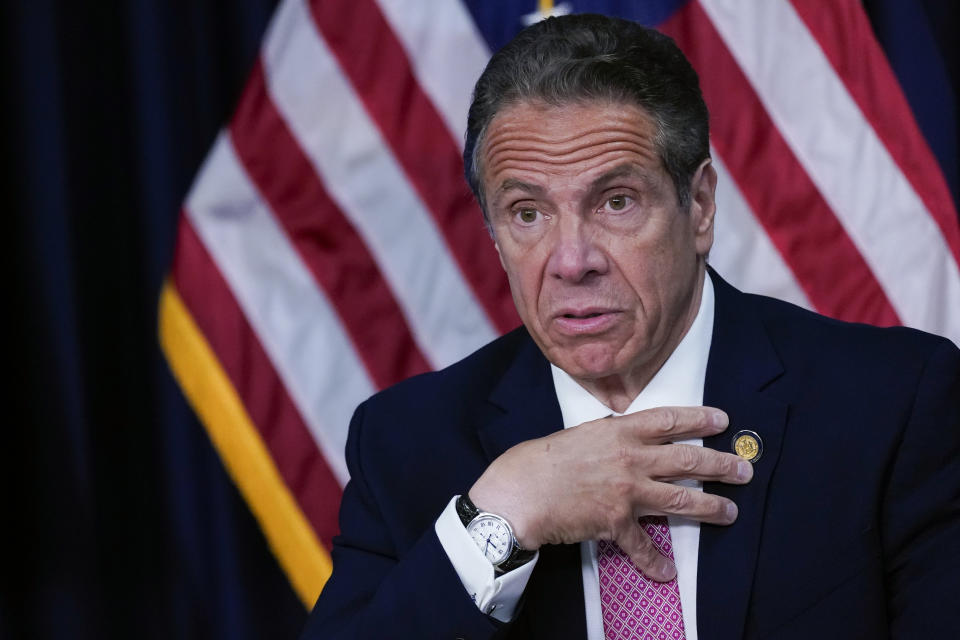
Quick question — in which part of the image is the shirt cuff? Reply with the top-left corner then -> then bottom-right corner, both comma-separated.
434,495 -> 538,622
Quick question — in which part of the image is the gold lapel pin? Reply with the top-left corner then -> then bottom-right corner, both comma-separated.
732,429 -> 763,463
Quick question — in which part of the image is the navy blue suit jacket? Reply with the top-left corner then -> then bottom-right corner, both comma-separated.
302,271 -> 960,639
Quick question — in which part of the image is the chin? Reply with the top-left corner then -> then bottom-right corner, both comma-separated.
551,344 -> 625,381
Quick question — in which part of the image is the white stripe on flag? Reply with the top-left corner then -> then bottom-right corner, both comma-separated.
709,152 -> 812,310
262,0 -> 498,368
699,0 -> 960,344
375,0 -> 490,147
186,133 -> 371,486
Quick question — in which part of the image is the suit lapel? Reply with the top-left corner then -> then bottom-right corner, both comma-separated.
475,333 -> 587,639
697,271 -> 788,638
477,333 -> 565,460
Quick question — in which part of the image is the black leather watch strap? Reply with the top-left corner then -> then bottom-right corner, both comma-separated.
455,494 -> 535,572
456,493 -> 480,526
498,546 -> 536,573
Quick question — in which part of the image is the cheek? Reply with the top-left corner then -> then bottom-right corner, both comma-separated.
498,250 -> 537,304
508,265 -> 540,311
615,243 -> 679,313
504,255 -> 555,329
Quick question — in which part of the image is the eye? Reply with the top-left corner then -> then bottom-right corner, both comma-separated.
516,207 -> 540,224
606,194 -> 630,211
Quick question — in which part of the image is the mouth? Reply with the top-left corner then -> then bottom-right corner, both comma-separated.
552,309 -> 620,335
556,305 -> 616,318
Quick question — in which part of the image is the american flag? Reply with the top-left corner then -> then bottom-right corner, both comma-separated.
158,0 -> 960,608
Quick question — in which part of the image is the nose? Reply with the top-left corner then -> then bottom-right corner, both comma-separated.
545,216 -> 608,283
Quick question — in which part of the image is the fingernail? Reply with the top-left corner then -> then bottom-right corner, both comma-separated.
738,460 -> 753,482
657,558 -> 677,581
712,411 -> 728,429
725,502 -> 738,523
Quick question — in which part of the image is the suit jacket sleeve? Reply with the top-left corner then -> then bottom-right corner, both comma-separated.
299,401 -> 505,640
884,337 -> 960,636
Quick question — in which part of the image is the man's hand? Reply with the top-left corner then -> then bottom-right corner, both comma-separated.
468,406 -> 751,581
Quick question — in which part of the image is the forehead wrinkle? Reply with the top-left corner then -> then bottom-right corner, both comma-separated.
487,117 -> 650,143
479,102 -> 664,207
484,123 -> 656,159
485,142 -> 659,190
487,142 -> 654,171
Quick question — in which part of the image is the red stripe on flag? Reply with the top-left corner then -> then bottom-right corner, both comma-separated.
307,0 -> 519,333
661,3 -> 901,326
788,0 -> 960,265
230,60 -> 431,389
172,216 -> 342,549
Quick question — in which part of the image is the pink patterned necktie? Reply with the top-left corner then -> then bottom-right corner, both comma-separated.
597,517 -> 686,640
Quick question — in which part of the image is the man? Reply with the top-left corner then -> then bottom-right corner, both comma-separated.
302,14 -> 960,639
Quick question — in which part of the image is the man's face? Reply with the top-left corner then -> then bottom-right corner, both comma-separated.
481,100 -> 716,387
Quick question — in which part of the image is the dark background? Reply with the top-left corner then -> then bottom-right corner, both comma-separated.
3,2 -> 307,638
2,1 -> 957,639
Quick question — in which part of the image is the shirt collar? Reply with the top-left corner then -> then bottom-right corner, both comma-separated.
551,274 -> 715,429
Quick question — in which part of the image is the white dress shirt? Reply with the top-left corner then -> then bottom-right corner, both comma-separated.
436,275 -> 715,637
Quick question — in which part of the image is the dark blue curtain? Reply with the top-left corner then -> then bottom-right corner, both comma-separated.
3,1 -> 306,638
864,0 -> 959,207
1,1 -> 956,639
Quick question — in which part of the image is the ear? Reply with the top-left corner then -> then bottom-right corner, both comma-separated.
689,158 -> 718,257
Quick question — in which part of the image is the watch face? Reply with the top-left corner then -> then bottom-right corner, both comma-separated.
466,514 -> 513,565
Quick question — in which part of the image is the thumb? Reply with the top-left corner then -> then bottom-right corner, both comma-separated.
615,523 -> 677,583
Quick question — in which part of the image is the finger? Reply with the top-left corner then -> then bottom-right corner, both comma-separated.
649,444 -> 753,484
615,524 -> 677,582
641,482 -> 739,525
614,406 -> 729,444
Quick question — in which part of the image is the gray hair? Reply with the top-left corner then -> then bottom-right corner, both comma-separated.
464,14 -> 709,221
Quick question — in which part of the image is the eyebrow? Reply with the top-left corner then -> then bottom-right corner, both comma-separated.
490,163 -> 653,208
585,164 -> 651,198
493,178 -> 544,200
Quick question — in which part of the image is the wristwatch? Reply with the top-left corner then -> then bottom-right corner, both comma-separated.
456,494 -> 536,572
